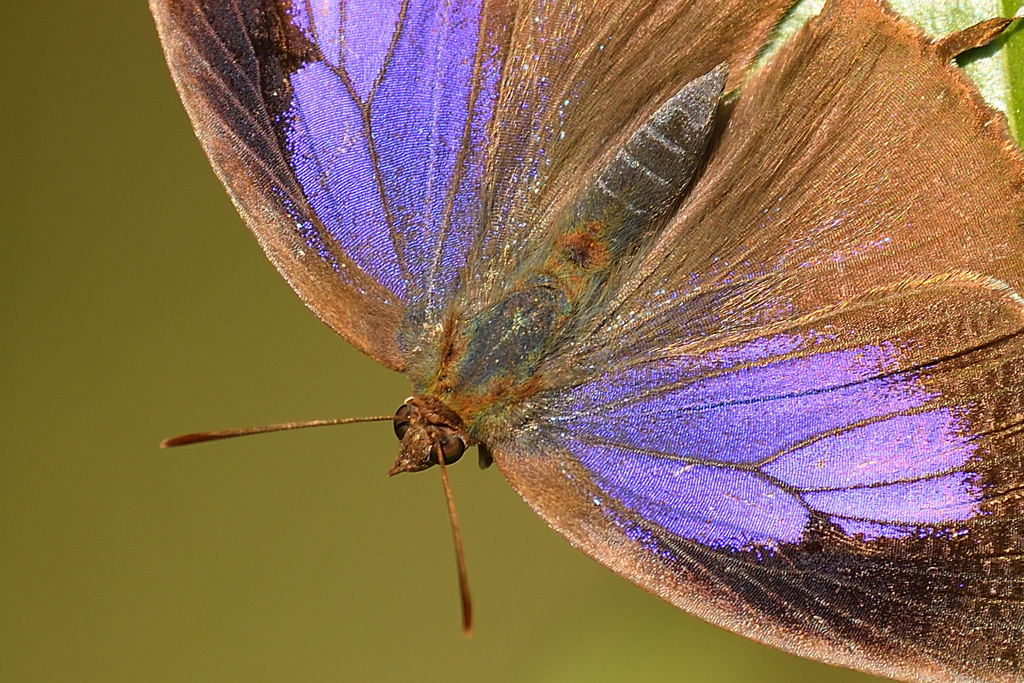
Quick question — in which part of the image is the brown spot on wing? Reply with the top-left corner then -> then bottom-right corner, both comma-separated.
557,229 -> 610,270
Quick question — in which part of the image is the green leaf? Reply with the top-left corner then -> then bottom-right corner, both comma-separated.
759,0 -> 1024,143
1003,0 -> 1024,139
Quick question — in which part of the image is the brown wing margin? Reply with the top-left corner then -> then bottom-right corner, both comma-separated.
150,0 -> 406,370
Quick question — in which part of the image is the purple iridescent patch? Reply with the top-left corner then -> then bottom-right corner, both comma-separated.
764,409 -> 976,489
567,335 -> 984,549
573,439 -> 809,550
283,0 -> 500,303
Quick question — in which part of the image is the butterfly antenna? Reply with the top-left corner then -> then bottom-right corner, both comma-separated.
437,450 -> 473,637
159,415 -> 396,448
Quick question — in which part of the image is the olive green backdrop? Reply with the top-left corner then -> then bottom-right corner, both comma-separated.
2,2 -> 1020,682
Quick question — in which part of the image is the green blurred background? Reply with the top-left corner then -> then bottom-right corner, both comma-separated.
2,1 -> 1021,681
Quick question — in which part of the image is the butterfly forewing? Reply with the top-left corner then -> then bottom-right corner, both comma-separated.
151,0 -> 513,368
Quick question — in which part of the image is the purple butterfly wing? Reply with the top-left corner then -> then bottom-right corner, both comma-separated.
151,0 -> 515,369
150,0 -> 795,370
494,1 -> 1024,680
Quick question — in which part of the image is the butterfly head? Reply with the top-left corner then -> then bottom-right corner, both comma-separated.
389,395 -> 467,476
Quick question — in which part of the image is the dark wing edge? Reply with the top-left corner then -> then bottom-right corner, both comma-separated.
150,0 -> 406,370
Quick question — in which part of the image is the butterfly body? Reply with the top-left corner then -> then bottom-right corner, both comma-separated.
153,0 -> 1024,679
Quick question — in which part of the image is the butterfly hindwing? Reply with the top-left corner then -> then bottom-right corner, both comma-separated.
495,1 -> 1024,680
500,280 -> 1024,680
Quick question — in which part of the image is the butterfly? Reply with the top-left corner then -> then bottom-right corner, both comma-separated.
150,0 -> 1024,680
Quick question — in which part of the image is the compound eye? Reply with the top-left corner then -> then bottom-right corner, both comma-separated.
393,404 -> 413,440
431,432 -> 466,465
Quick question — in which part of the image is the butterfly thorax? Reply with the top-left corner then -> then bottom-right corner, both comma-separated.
399,284 -> 567,467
